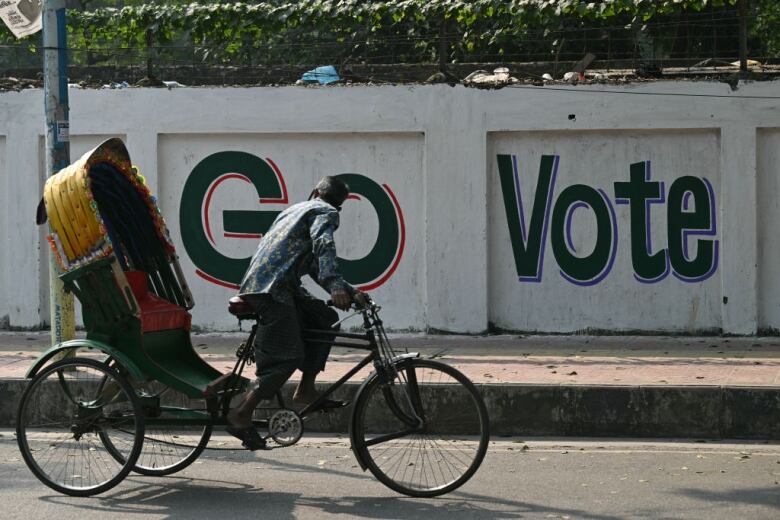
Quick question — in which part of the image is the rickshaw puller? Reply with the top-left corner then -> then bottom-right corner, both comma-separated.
226,176 -> 361,450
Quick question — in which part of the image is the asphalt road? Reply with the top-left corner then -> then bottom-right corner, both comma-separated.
1,431 -> 778,519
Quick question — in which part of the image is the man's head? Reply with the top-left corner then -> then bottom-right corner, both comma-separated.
311,176 -> 350,209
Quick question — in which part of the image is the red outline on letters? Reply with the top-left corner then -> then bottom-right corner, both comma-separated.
357,184 -> 405,292
261,158 -> 289,204
203,173 -> 251,245
199,170 -> 402,292
224,233 -> 262,239
196,268 -> 240,290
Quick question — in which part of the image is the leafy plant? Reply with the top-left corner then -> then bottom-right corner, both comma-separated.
0,1 -> 774,73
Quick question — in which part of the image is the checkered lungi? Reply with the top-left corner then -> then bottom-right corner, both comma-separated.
242,293 -> 339,399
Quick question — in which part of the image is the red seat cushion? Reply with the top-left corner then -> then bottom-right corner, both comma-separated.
126,270 -> 149,299
126,270 -> 191,332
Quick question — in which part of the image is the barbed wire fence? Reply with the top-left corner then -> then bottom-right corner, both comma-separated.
0,6 -> 776,87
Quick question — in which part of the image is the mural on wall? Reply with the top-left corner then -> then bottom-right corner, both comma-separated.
178,151 -> 405,292
497,154 -> 719,286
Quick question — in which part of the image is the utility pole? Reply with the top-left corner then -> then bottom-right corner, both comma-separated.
43,0 -> 74,346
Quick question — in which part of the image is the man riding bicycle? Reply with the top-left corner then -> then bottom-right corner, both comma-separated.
226,175 -> 363,449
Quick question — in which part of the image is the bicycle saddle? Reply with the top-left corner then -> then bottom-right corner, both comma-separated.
228,296 -> 256,320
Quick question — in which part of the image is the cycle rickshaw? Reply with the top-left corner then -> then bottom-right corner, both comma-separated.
16,138 -> 489,498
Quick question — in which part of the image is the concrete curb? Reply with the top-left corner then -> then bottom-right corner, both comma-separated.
481,384 -> 780,439
2,379 -> 778,439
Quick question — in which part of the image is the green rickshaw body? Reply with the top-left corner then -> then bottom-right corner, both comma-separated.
36,138 -> 221,398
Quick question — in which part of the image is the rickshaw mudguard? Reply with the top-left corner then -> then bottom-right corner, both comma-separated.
25,338 -> 146,382
348,352 -> 420,471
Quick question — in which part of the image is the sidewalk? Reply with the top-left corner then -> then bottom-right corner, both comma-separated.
1,331 -> 779,438
2,331 -> 779,385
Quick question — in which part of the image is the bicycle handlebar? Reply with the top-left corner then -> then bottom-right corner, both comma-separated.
326,292 -> 372,310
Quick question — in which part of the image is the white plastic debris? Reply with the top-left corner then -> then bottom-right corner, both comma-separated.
464,67 -> 518,87
101,81 -> 130,89
464,69 -> 489,82
730,59 -> 762,67
563,71 -> 579,84
162,80 -> 185,89
493,67 -> 510,81
541,73 -> 553,82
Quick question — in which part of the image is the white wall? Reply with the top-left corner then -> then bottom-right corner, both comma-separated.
0,135 -> 6,327
758,129 -> 780,330
0,82 -> 778,334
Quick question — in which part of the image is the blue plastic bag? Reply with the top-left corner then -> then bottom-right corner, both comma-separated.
300,65 -> 341,85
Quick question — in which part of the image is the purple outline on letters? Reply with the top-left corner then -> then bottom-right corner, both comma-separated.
559,188 -> 619,286
673,177 -> 719,283
564,201 -> 589,253
614,160 -> 670,284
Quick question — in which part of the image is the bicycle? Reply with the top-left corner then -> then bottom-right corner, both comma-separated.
17,293 -> 490,497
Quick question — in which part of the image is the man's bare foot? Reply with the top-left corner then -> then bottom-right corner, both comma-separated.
292,389 -> 318,405
294,373 -> 318,405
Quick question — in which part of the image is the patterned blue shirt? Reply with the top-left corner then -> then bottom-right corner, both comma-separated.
238,199 -> 353,305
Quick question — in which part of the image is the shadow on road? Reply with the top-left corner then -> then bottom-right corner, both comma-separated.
676,486 -> 780,510
39,476 -> 299,519
37,476 -> 628,520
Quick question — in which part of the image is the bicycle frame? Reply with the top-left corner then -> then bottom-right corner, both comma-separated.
136,301 -> 420,431
295,328 -> 378,419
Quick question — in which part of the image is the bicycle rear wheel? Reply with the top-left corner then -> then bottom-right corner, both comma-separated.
99,378 -> 212,476
350,358 -> 489,497
16,358 -> 144,496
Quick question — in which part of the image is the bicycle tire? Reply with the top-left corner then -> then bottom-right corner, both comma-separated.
98,375 -> 213,476
350,358 -> 489,497
16,357 -> 145,496
100,423 -> 212,476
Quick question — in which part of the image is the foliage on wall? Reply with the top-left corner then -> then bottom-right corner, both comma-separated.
1,1 -> 774,70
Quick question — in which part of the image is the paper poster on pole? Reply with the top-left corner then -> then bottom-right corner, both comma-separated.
0,0 -> 42,39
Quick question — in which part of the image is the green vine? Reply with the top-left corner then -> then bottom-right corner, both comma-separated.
1,1 -> 774,72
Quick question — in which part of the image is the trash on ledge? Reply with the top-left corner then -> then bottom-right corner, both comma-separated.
101,81 -> 130,90
162,80 -> 185,89
298,65 -> 341,85
464,67 -> 518,87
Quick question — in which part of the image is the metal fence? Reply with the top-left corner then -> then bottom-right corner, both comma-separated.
0,7 -> 775,86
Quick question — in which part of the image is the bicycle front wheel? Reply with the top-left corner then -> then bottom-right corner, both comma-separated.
350,358 -> 489,497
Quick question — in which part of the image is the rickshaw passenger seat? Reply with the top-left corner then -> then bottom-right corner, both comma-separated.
126,270 -> 191,332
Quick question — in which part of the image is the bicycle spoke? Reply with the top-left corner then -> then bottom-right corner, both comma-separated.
17,358 -> 144,496
353,359 -> 488,496
364,428 -> 420,447
99,380 -> 211,476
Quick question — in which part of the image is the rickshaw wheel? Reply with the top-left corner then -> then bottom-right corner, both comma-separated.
16,357 -> 144,497
99,376 -> 212,476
